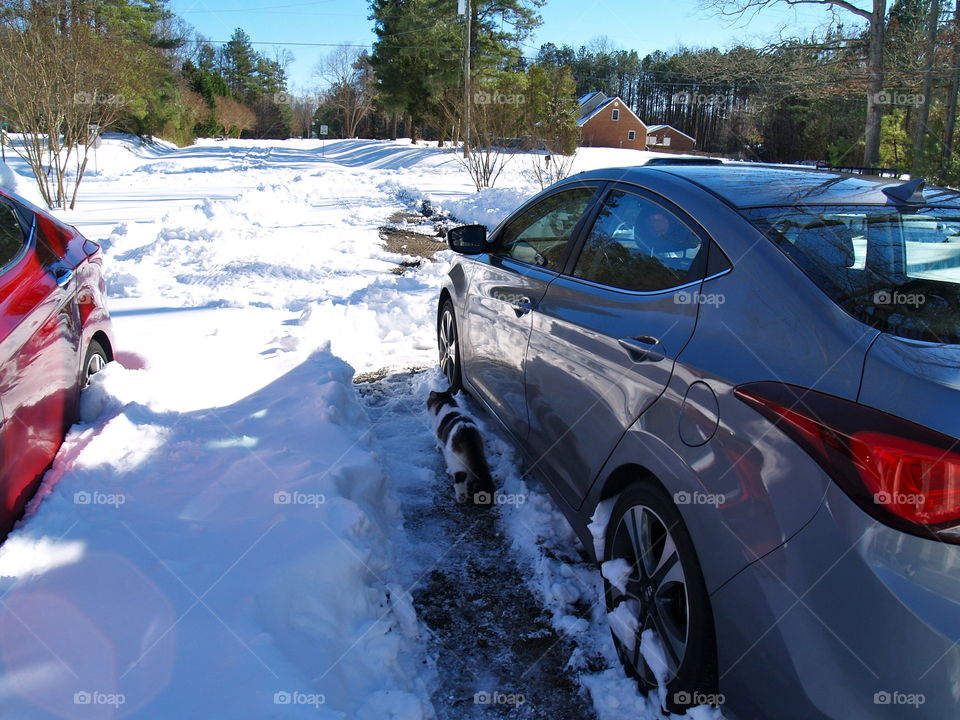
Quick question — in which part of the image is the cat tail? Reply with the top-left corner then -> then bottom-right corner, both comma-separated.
459,431 -> 495,501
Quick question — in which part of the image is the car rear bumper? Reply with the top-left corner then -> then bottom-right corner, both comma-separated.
712,483 -> 960,719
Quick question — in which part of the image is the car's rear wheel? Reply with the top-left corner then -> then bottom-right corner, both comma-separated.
82,339 -> 109,388
437,300 -> 462,392
603,483 -> 718,714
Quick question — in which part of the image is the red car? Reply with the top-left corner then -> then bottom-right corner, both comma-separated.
0,188 -> 113,538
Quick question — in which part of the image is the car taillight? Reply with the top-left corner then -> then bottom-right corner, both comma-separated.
735,381 -> 960,543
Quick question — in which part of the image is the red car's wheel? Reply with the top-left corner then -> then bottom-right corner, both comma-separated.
82,339 -> 108,387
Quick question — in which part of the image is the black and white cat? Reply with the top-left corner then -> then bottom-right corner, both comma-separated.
426,389 -> 496,505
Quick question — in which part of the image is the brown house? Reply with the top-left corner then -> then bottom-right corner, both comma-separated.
645,124 -> 697,152
577,92 -> 647,149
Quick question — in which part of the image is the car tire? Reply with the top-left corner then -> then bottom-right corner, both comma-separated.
602,482 -> 718,714
82,339 -> 109,388
437,300 -> 462,393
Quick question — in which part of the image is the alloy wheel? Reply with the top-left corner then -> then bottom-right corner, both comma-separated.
438,306 -> 458,388
608,503 -> 690,686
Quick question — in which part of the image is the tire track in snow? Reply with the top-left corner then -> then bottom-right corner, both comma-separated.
357,370 -> 596,720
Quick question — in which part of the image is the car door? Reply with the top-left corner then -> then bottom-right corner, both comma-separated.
461,184 -> 601,440
524,185 -> 719,508
0,197 -> 81,534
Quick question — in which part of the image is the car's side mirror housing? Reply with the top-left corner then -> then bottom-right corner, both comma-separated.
447,224 -> 488,254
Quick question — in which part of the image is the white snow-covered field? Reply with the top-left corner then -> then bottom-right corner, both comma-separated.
0,136 -> 723,719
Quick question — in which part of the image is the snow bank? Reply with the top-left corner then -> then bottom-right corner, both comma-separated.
439,187 -> 535,229
0,160 -> 48,208
0,348 -> 434,719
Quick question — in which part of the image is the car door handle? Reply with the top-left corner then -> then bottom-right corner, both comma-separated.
618,335 -> 663,362
52,265 -> 74,288
510,297 -> 536,317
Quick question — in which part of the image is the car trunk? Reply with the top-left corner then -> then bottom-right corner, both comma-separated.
859,333 -> 960,438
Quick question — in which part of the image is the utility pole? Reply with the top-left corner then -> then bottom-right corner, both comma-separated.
459,0 -> 471,157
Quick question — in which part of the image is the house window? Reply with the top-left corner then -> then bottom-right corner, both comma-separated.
627,130 -> 636,141
611,109 -> 620,121
663,137 -> 671,147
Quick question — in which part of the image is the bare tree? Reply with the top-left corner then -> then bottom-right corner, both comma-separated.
911,0 -> 940,174
943,0 -> 960,161
522,152 -> 577,190
286,91 -> 319,139
217,96 -> 257,137
457,76 -> 528,191
0,0 -> 163,208
705,0 -> 888,165
315,45 -> 376,138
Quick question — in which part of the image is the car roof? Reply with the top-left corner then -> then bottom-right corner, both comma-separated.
570,163 -> 960,209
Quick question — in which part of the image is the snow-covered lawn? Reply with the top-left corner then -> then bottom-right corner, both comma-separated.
0,137 -> 721,719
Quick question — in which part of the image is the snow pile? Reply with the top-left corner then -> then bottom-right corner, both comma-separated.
0,348 -> 435,719
0,160 -> 48,208
438,186 -> 536,230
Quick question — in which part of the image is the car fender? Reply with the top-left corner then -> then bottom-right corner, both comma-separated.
584,422 -> 754,592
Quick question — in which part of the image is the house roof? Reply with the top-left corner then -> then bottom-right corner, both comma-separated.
577,94 -> 647,129
645,124 -> 696,142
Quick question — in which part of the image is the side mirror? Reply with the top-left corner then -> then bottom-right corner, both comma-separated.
447,224 -> 487,254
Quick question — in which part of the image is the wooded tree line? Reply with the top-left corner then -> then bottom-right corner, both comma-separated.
1,0 -> 959,208
367,0 -> 960,183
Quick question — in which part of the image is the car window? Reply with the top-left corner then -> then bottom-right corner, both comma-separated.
573,189 -> 703,291
494,187 -> 596,271
744,205 -> 960,344
0,201 -> 26,269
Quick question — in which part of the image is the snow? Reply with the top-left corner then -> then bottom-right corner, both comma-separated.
0,159 -> 47,208
1,349 -> 433,719
0,135 -> 726,719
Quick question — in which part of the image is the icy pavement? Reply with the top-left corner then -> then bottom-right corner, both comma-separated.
357,371 -> 595,719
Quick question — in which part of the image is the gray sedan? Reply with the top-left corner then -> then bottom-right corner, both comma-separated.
437,164 -> 960,719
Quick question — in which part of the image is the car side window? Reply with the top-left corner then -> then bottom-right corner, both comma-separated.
0,201 -> 27,269
573,189 -> 703,292
494,187 -> 596,271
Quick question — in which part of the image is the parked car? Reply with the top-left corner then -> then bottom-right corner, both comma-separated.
437,164 -> 960,719
0,188 -> 113,539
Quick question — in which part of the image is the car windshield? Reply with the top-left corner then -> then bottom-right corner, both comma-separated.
744,205 -> 960,344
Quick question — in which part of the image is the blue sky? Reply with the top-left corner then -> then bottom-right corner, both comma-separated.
169,0 -> 841,90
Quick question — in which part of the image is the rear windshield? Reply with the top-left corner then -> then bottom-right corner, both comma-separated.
744,206 -> 960,344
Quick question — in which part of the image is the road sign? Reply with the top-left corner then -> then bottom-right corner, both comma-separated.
319,125 -> 329,136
